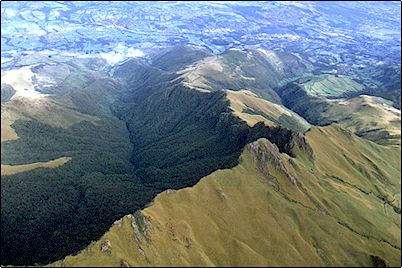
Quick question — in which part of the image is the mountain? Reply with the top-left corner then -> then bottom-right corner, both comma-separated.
1,55 -> 143,265
278,76 -> 401,146
1,46 -> 317,266
179,48 -> 313,103
1,45 -> 400,267
226,89 -> 311,132
52,124 -> 401,267
2,1 -> 401,267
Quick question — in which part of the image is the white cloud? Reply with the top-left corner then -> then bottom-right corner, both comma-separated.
115,43 -> 127,53
126,48 -> 144,58
100,47 -> 144,65
100,51 -> 125,65
2,66 -> 46,100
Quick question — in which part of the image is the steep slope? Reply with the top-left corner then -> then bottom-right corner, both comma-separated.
226,89 -> 311,132
179,48 -> 312,103
1,104 -> 23,141
2,45 -> 400,267
278,77 -> 401,145
0,53 -> 117,126
294,74 -> 364,98
150,45 -> 211,73
364,63 -> 401,109
52,124 -> 401,267
1,47 -> 313,266
323,96 -> 401,146
1,56 -> 148,266
110,48 -> 313,189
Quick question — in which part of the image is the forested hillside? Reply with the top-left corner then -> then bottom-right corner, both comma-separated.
1,45 -> 400,266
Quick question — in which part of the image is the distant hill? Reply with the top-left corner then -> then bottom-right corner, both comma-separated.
278,76 -> 401,145
179,47 -> 312,103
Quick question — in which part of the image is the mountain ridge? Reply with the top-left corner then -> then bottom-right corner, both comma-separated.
51,124 -> 401,267
1,45 -> 400,266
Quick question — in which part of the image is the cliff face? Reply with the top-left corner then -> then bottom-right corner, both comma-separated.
52,125 -> 401,267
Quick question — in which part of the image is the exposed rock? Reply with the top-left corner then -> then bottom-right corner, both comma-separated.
164,189 -> 176,195
247,138 -> 295,183
100,240 -> 111,252
290,131 -> 315,159
370,255 -> 388,267
246,122 -> 314,159
217,189 -> 226,199
247,138 -> 283,190
138,247 -> 145,257
131,212 -> 152,245
247,138 -> 328,214
114,218 -> 123,227
247,138 -> 282,170
120,260 -> 130,267
183,236 -> 192,249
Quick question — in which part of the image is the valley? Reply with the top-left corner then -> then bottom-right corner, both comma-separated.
1,41 -> 400,268
1,46 -> 327,266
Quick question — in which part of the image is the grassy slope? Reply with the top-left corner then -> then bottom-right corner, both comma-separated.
52,124 -> 401,267
279,79 -> 401,146
180,48 -> 310,103
1,105 -> 23,142
0,57 -> 105,143
1,96 -> 94,176
2,46 -> 400,264
301,74 -> 363,98
323,95 -> 401,146
4,48 -> 297,265
1,96 -> 99,132
1,94 -> 100,176
1,157 -> 72,176
1,54 -> 114,145
151,45 -> 211,73
226,89 -> 311,132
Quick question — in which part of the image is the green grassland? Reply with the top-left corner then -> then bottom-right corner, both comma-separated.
323,96 -> 401,146
180,48 -> 311,103
278,79 -> 401,146
300,74 -> 364,98
226,89 -> 311,132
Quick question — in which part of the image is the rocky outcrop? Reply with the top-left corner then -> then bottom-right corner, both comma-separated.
100,240 -> 111,253
246,122 -> 314,159
290,131 -> 315,159
246,138 -> 327,214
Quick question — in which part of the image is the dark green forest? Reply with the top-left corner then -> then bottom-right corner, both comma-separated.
1,85 -> 301,266
1,54 -> 305,266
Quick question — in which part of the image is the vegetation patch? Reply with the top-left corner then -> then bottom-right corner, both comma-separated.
1,156 -> 72,176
